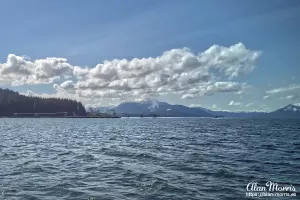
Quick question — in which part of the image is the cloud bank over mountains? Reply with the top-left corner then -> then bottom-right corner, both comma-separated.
1,43 -> 262,105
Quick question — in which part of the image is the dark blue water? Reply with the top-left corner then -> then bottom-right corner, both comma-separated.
0,118 -> 299,200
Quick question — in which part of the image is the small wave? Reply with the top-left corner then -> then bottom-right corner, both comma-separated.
74,153 -> 97,162
214,169 -> 237,178
22,165 -> 46,174
293,142 -> 300,150
22,160 -> 35,166
134,152 -> 162,162
103,149 -> 136,159
42,183 -> 78,199
136,178 -> 167,194
260,144 -> 278,150
57,151 -> 73,156
1,152 -> 18,158
235,158 -> 258,164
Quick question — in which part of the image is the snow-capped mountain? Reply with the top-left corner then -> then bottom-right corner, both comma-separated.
115,99 -> 213,117
88,100 -> 300,118
266,103 -> 300,118
283,103 -> 300,112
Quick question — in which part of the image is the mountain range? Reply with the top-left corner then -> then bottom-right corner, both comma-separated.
263,103 -> 300,119
115,99 -> 213,117
90,99 -> 300,118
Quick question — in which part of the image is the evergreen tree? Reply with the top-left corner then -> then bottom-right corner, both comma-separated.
0,88 -> 86,117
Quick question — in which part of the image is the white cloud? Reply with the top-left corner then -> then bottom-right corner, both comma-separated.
189,104 -> 202,107
21,90 -> 62,99
209,104 -> 222,111
228,101 -> 242,106
85,102 -> 118,110
69,43 -> 260,101
59,80 -> 75,90
284,94 -> 300,100
23,90 -> 36,97
2,43 -> 261,105
0,54 -> 73,85
206,82 -> 248,93
266,84 -> 300,94
259,104 -> 272,112
246,103 -> 254,107
181,94 -> 195,99
285,95 -> 295,100
73,66 -> 89,78
198,42 -> 262,79
264,84 -> 300,101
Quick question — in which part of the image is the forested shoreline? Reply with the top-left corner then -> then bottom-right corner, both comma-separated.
0,88 -> 86,117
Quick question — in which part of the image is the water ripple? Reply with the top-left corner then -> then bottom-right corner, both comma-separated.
0,118 -> 299,199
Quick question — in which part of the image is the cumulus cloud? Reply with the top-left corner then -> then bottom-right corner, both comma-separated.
59,80 -> 75,90
2,43 -> 261,104
0,54 -> 73,85
71,43 -> 259,100
228,101 -> 242,106
198,43 -> 261,79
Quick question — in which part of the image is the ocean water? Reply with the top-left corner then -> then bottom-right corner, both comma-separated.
0,118 -> 299,200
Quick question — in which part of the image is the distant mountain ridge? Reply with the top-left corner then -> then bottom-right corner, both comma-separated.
264,103 -> 300,118
193,108 -> 266,118
97,99 -> 300,118
113,99 -> 265,118
115,98 -> 213,117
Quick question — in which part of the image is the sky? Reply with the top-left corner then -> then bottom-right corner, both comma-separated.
0,0 -> 299,111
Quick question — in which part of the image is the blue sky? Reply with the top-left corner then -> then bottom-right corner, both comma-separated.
0,0 -> 299,111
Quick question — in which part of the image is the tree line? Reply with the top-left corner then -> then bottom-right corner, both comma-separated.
0,88 -> 86,117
